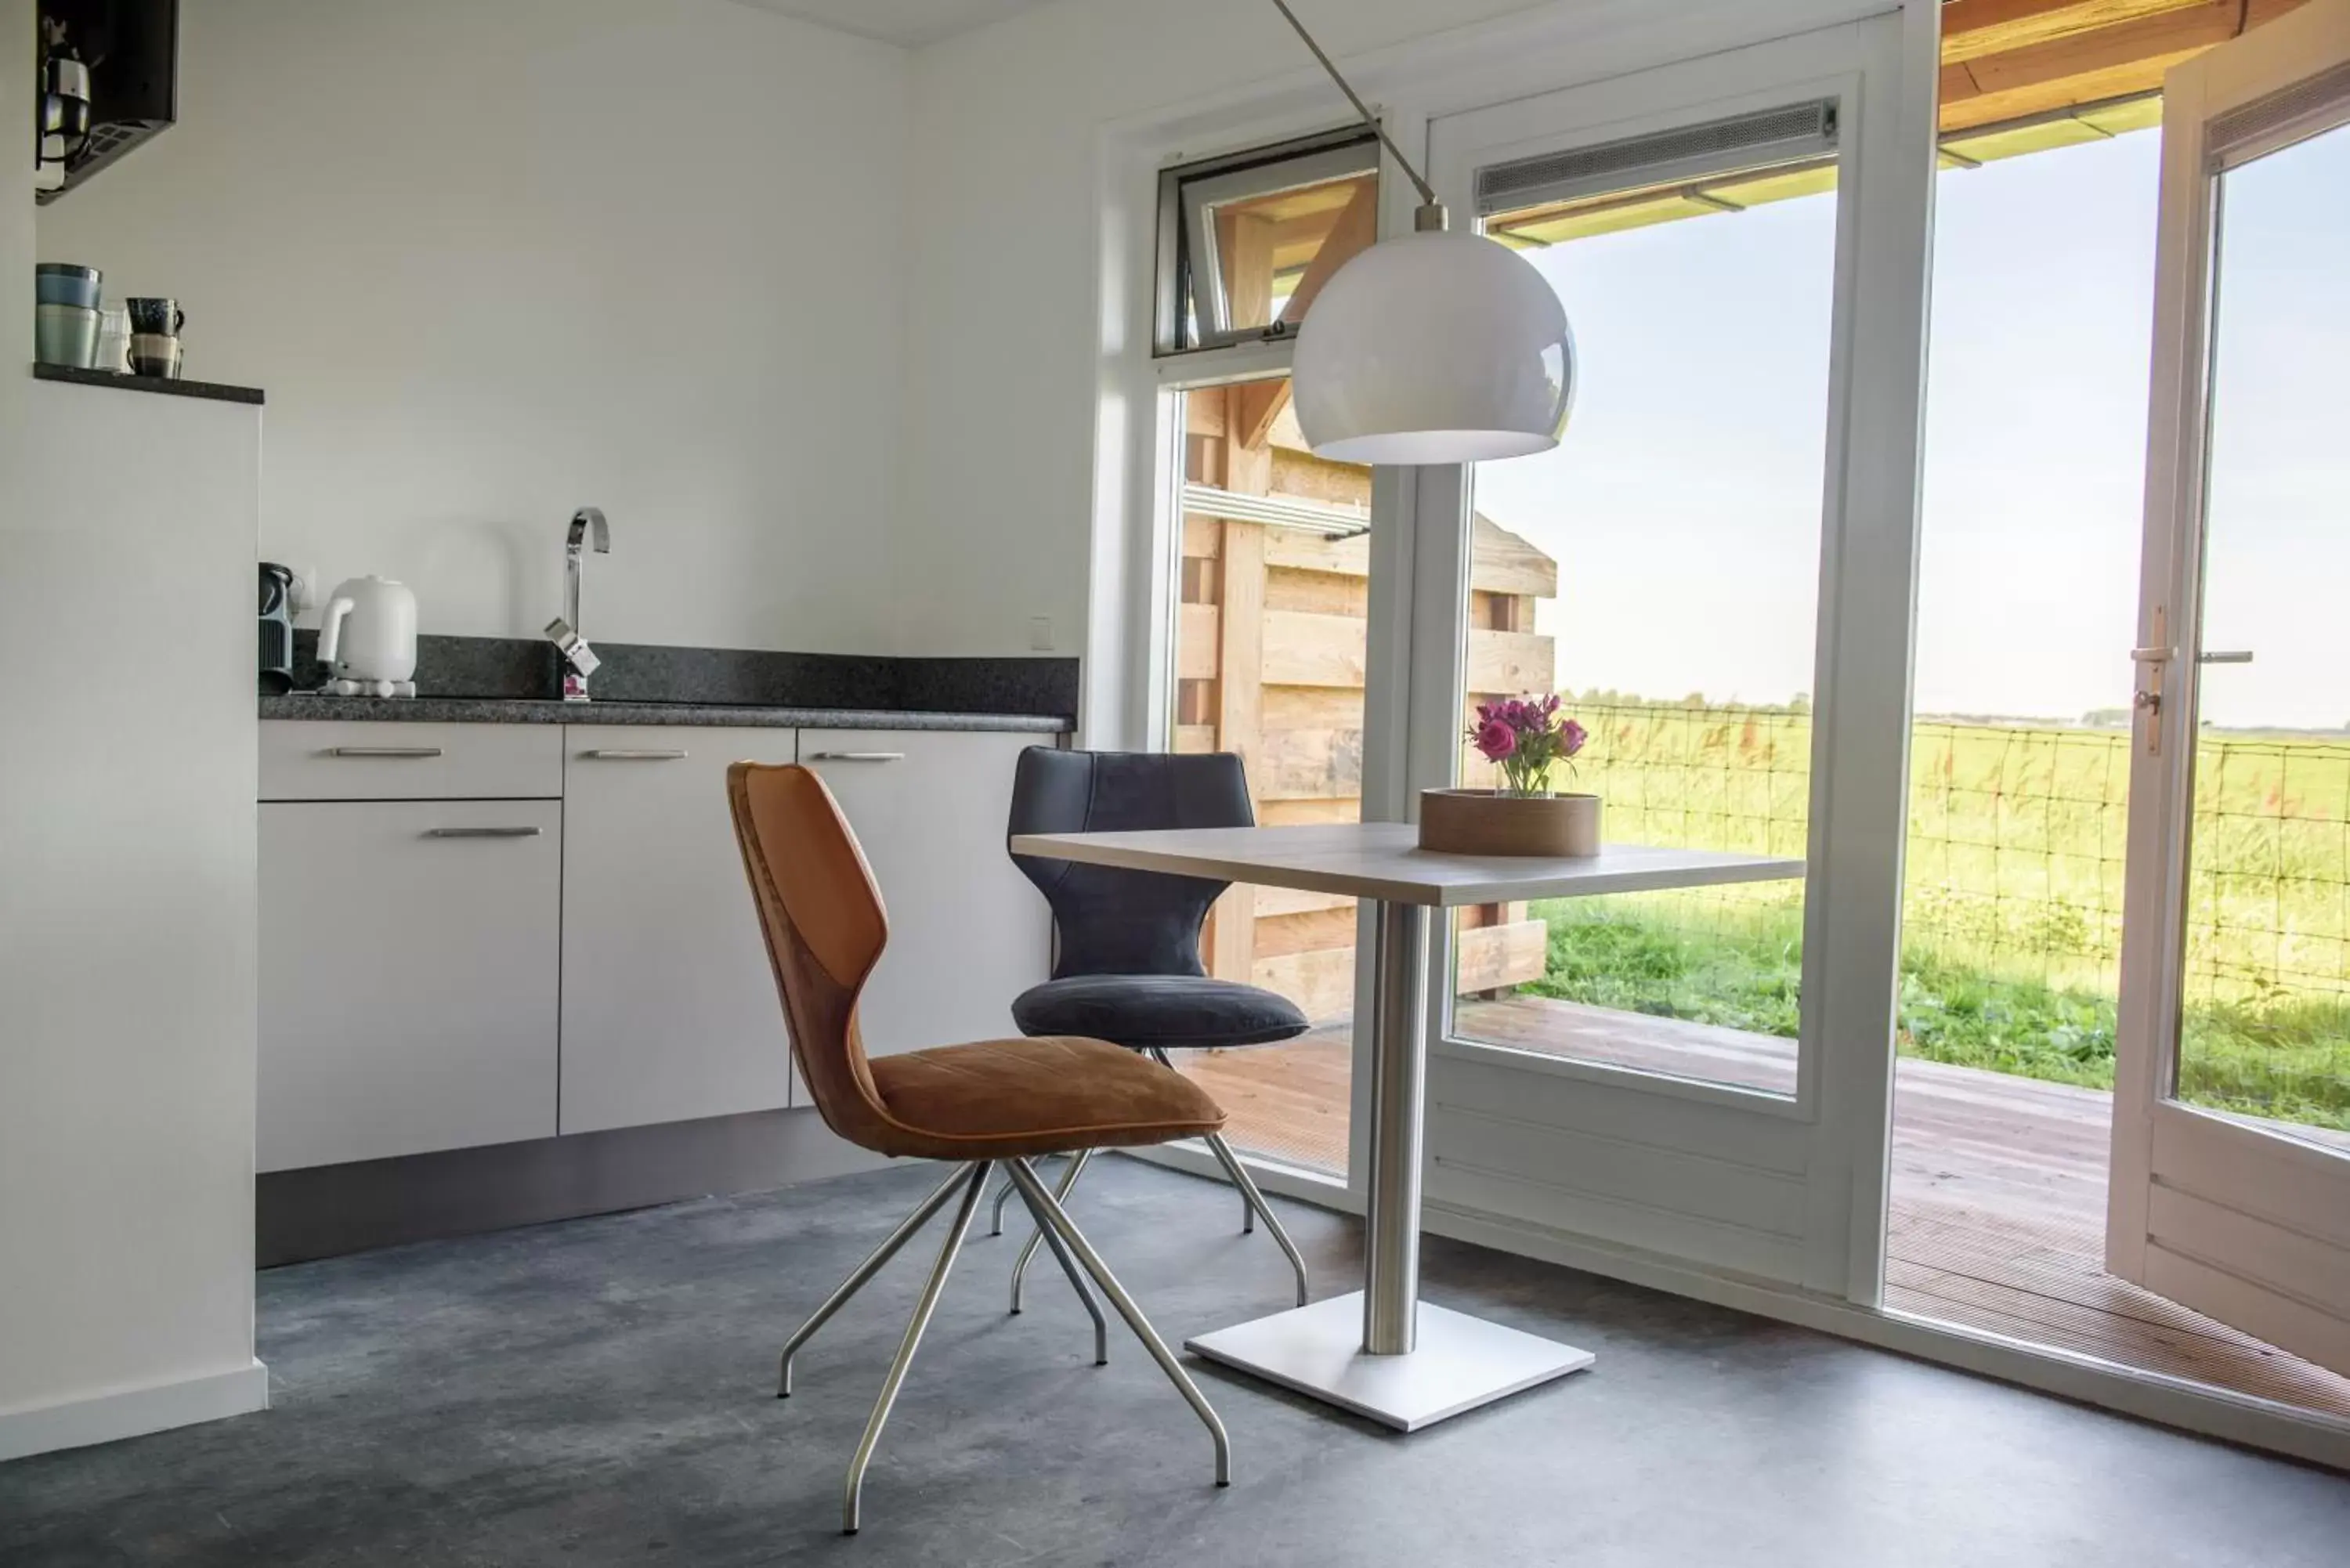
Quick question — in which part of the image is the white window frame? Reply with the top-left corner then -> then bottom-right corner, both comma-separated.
1397,25 -> 1926,1314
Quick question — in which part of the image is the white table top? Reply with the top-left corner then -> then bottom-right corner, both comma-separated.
1010,822 -> 1804,908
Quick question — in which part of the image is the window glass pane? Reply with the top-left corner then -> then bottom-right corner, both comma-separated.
1446,145 -> 1839,1097
1166,375 -> 1370,1175
2175,117 -> 2350,1149
1159,134 -> 1379,354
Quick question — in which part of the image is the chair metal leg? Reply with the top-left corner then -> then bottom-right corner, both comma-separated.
841,1162 -> 991,1536
989,1166 -> 1021,1236
1148,1047 -> 1310,1308
1201,1132 -> 1311,1309
1004,1157 -> 1232,1489
778,1161 -> 973,1398
1008,1165 -> 1110,1367
1008,1147 -> 1093,1315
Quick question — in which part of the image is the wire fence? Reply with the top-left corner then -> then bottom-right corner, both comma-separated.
1554,700 -> 2350,1011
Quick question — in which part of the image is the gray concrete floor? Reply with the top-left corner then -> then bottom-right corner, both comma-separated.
3,1158 -> 2347,1566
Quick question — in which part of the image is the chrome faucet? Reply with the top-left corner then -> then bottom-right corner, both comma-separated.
548,507 -> 609,701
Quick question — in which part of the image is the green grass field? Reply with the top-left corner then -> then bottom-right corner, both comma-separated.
1506,702 -> 2350,1132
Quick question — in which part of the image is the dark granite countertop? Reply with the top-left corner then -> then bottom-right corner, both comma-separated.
260,693 -> 1070,733
258,633 -> 1078,734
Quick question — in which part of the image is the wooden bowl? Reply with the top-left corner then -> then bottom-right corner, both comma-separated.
1418,789 -> 1601,858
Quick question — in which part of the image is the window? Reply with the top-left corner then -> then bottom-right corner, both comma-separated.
1156,128 -> 1379,356
1445,102 -> 1843,1098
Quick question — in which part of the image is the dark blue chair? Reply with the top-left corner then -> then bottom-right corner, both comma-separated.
996,746 -> 1311,1310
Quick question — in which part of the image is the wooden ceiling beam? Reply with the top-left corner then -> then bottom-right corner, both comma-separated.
1940,0 -> 2308,128
1940,50 -> 2192,128
1941,0 -> 2210,64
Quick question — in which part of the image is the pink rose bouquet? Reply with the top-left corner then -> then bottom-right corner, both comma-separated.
1467,693 -> 1586,797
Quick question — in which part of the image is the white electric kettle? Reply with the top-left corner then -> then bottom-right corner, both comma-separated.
317,575 -> 419,696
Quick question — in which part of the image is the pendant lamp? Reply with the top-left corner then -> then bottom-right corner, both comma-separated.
1272,1 -> 1577,464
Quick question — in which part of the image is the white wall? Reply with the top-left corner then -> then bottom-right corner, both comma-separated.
4,0 -> 266,1447
32,0 -> 1574,665
0,384 -> 266,1460
888,0 -> 1556,657
38,0 -> 909,652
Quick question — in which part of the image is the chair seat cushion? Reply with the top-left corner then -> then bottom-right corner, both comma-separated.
1012,974 -> 1311,1050
866,1035 -> 1227,1161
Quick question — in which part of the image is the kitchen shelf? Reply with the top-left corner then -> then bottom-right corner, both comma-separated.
31,362 -> 265,406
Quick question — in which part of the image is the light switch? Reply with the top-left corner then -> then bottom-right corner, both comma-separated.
1028,616 -> 1053,652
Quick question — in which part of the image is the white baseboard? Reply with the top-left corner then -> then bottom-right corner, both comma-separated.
0,1359 -> 269,1464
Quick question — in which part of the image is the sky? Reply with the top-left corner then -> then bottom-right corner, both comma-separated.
1466,118 -> 2350,729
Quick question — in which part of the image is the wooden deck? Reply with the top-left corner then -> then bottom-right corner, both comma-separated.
1180,995 -> 2350,1420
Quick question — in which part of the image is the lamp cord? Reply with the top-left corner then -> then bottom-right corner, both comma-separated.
1267,0 -> 1441,210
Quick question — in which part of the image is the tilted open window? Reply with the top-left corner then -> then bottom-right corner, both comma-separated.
1155,127 -> 1379,356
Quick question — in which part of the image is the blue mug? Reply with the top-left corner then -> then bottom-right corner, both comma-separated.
35,263 -> 101,310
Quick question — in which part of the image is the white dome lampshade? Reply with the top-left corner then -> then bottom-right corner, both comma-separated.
1292,226 -> 1576,466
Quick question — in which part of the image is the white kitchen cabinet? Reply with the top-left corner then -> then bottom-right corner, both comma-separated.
801,730 -> 1053,1058
256,718 -> 1058,1171
261,720 -> 562,801
558,725 -> 801,1134
258,798 -> 562,1172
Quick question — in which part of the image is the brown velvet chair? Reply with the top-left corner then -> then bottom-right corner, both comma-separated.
727,761 -> 1232,1534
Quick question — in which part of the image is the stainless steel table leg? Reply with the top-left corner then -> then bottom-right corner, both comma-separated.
1362,900 -> 1427,1355
1184,892 -> 1591,1430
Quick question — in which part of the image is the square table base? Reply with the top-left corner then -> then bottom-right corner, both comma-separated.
1184,1292 -> 1594,1432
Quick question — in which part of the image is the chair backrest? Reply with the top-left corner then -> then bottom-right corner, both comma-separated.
727,761 -> 900,1154
1007,747 -> 1253,979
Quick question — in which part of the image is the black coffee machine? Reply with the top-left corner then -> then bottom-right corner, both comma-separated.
258,562 -> 295,694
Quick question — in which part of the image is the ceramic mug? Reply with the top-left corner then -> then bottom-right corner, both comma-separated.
128,331 -> 183,379
34,302 -> 99,368
125,296 -> 185,335
34,262 -> 102,310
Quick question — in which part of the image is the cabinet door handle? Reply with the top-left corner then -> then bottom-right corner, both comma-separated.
583,748 -> 689,761
329,745 -> 445,759
421,826 -> 544,839
808,750 -> 906,762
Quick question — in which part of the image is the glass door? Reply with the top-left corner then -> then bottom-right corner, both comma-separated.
2109,0 -> 2350,1375
1410,13 -> 1933,1298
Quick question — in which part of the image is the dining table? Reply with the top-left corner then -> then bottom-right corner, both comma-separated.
1007,819 -> 1805,1431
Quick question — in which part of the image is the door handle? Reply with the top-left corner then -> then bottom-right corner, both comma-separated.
421,826 -> 544,839
808,750 -> 906,762
2197,650 -> 2254,664
582,748 -> 689,761
2131,610 -> 2173,755
329,745 -> 444,758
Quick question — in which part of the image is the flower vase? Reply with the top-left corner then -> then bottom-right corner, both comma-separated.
1417,787 -> 1602,858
